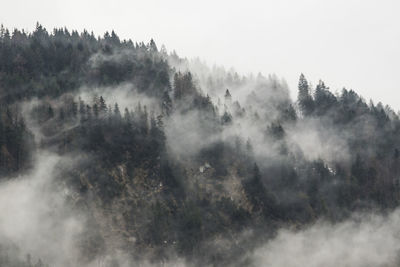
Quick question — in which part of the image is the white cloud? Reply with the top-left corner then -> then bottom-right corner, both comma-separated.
252,210 -> 400,267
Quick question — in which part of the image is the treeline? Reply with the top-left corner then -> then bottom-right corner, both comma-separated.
0,23 -> 170,102
296,74 -> 400,210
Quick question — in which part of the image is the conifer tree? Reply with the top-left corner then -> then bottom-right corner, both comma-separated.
297,73 -> 314,116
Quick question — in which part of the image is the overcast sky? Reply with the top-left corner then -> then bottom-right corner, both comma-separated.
1,0 -> 399,108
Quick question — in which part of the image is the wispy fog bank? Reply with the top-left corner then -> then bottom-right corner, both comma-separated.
252,210 -> 400,267
0,152 -> 84,266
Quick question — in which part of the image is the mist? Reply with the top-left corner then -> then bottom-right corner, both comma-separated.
0,151 -> 84,266
252,210 -> 400,267
0,23 -> 399,267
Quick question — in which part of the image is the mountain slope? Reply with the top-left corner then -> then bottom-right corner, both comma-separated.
1,25 -> 400,266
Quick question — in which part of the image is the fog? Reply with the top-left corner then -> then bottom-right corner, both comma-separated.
2,150 -> 400,266
0,14 -> 398,265
0,149 -> 187,266
252,210 -> 400,267
166,57 -> 352,167
0,152 -> 85,266
78,83 -> 160,114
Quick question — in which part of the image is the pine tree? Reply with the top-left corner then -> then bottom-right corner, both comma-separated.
114,103 -> 121,118
297,74 -> 314,116
99,96 -> 107,115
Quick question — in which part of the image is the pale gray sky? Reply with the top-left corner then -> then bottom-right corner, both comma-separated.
1,0 -> 399,108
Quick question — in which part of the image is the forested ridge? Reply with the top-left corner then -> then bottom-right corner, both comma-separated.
1,24 -> 400,266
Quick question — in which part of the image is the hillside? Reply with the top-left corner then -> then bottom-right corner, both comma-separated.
1,24 -> 400,267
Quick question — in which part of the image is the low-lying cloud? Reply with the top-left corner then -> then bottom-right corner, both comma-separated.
0,151 -> 84,266
252,210 -> 400,267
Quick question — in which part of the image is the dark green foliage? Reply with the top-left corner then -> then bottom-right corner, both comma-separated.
0,106 -> 33,176
0,23 -> 170,104
242,164 -> 279,219
313,80 -> 337,116
173,72 -> 196,100
297,73 -> 315,116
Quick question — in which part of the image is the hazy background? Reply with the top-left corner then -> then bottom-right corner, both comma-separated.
1,0 -> 399,108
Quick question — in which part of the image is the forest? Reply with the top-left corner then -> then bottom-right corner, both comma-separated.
1,24 -> 400,267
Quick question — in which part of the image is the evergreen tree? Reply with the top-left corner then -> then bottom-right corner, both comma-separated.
99,96 -> 107,115
297,74 -> 315,116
